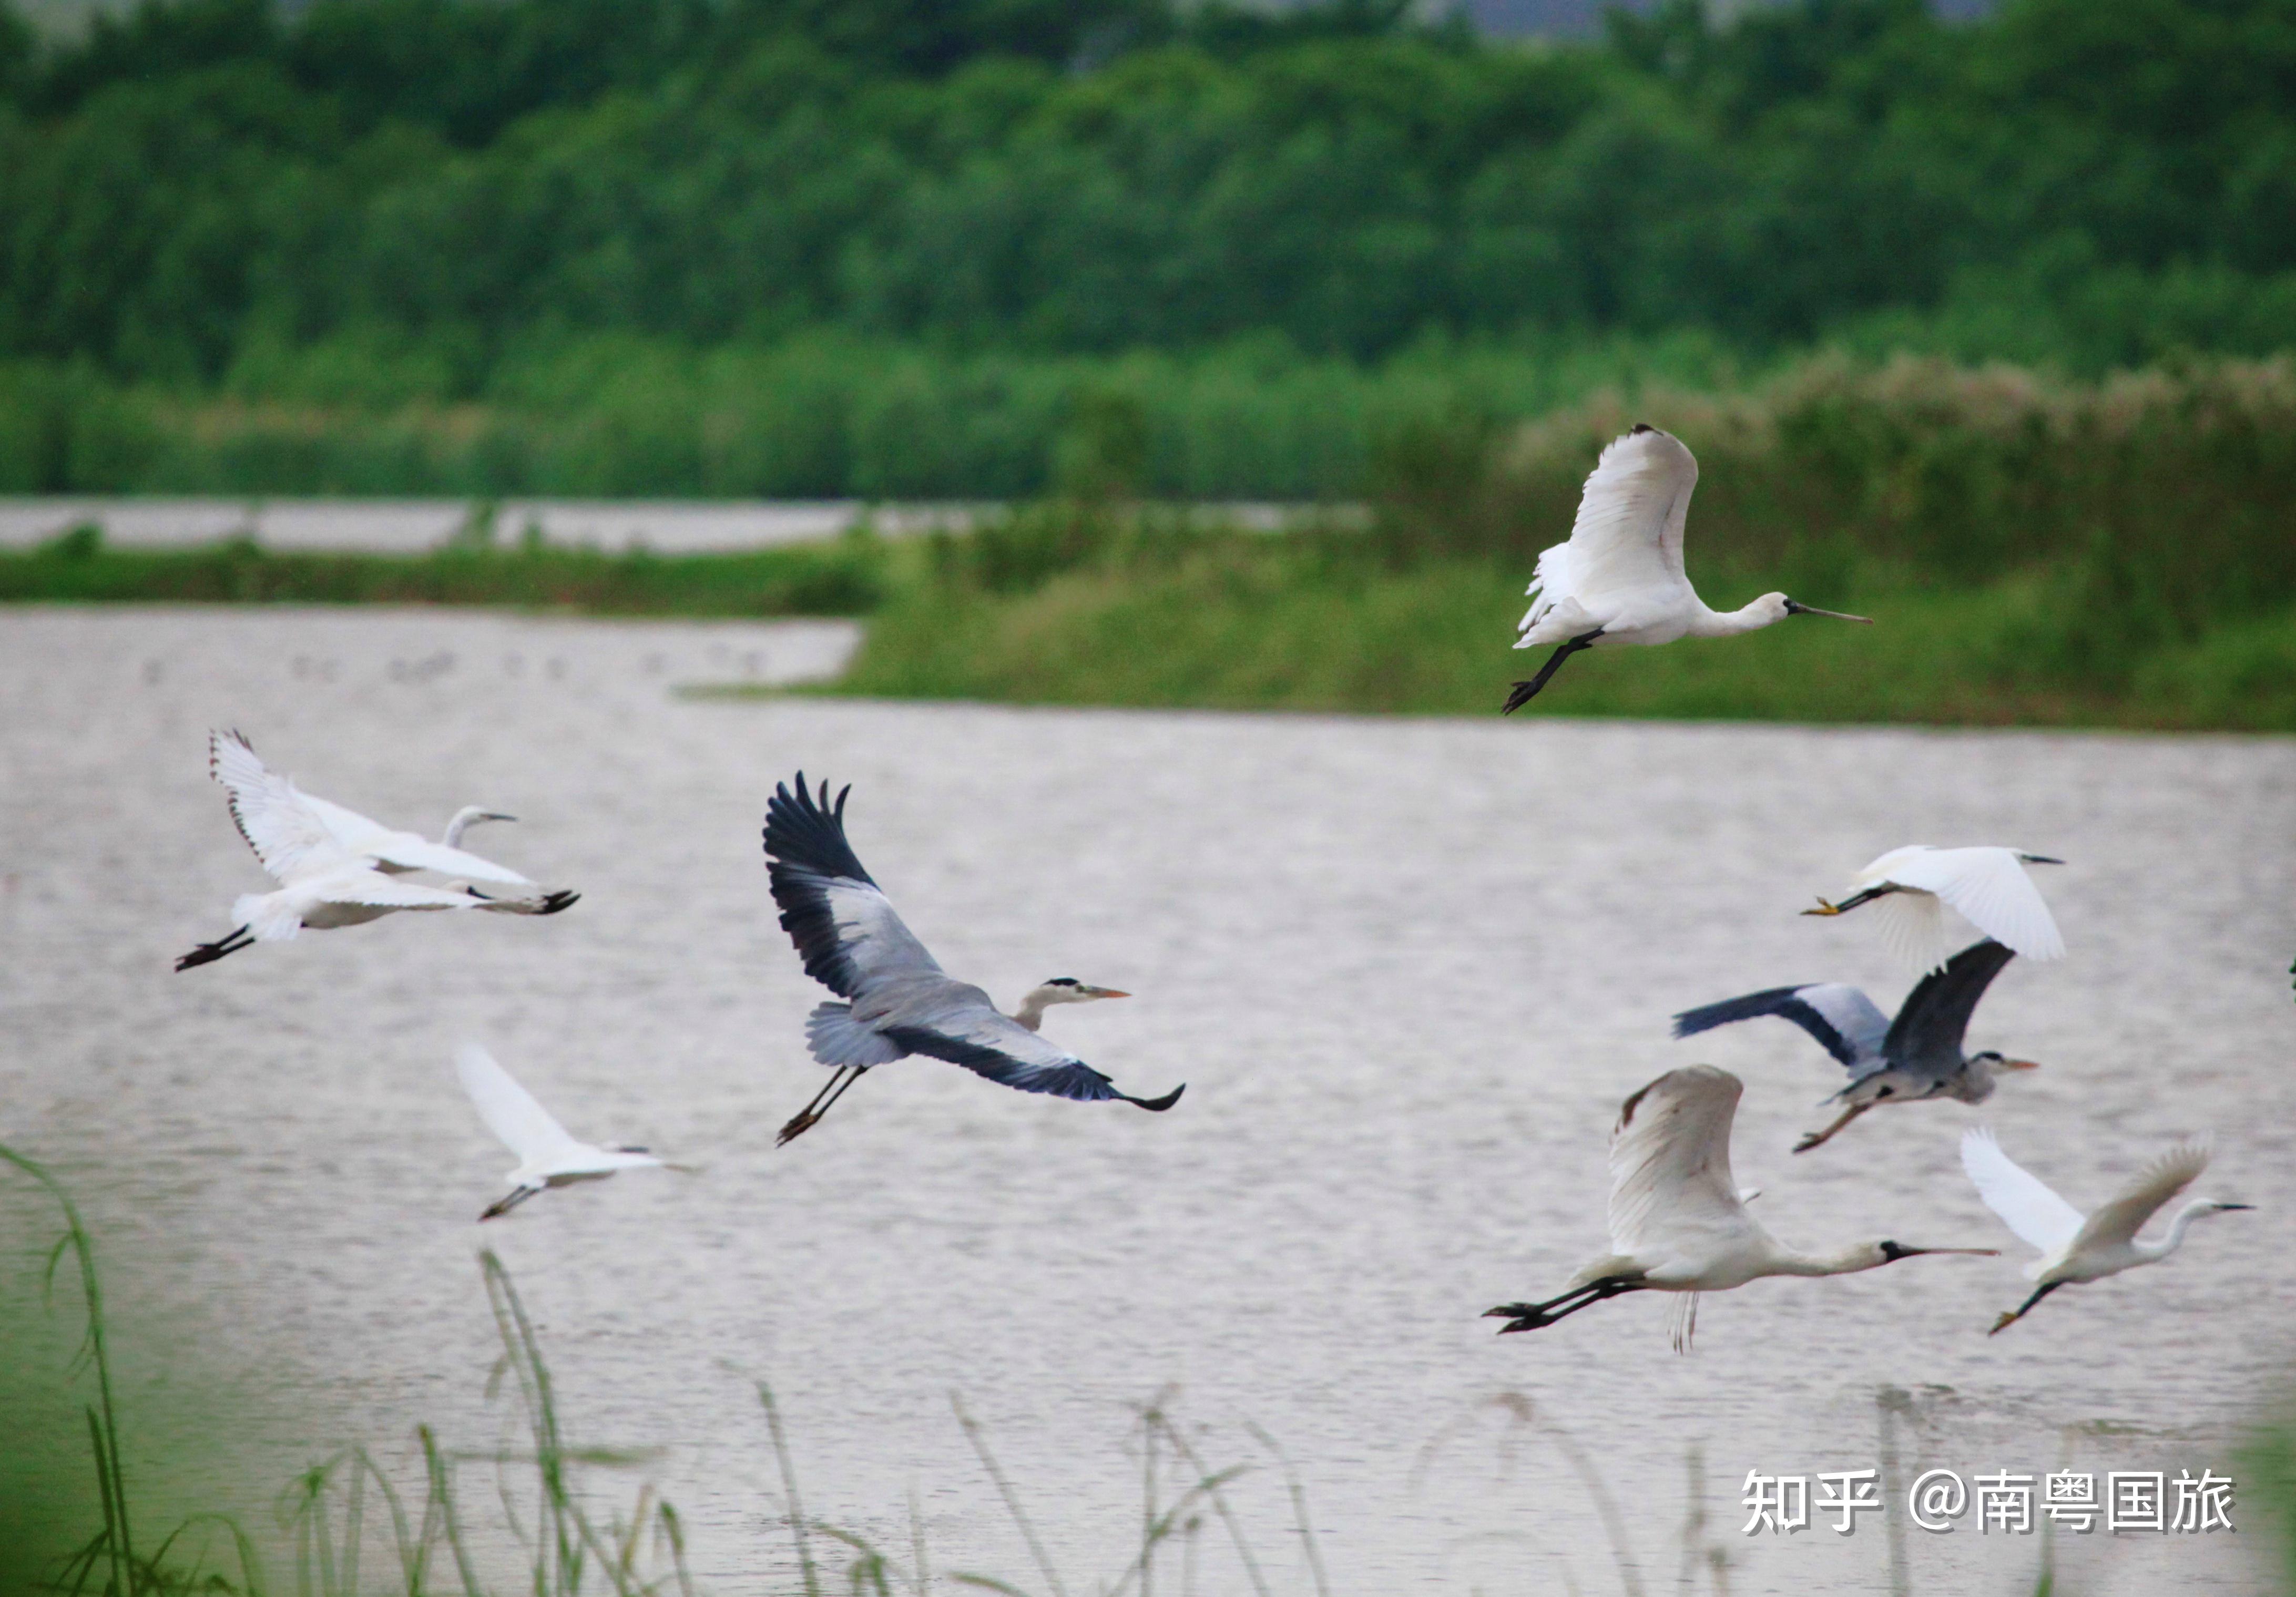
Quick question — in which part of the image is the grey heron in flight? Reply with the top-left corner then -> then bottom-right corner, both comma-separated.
1803,845 -> 2064,972
1502,424 -> 1870,712
1671,939 -> 2037,1153
1485,1067 -> 1994,1350
1961,1128 -> 2251,1333
763,774 -> 1182,1145
176,730 -> 576,970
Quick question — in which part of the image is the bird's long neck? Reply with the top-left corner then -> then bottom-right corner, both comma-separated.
2139,1201 -> 2216,1262
1013,992 -> 1050,1031
1775,1244 -> 1884,1278
1689,600 -> 1784,639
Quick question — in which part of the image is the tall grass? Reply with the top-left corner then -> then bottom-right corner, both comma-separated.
825,356 -> 2296,729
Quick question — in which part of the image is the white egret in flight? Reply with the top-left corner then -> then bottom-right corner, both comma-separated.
1803,845 -> 2064,972
175,730 -> 577,970
1960,1128 -> 2250,1334
1503,425 -> 1870,712
1672,939 -> 2037,1152
456,1043 -> 684,1220
764,774 -> 1181,1145
1485,1066 -> 1994,1350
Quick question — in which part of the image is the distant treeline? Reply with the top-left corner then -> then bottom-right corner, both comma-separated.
1,0 -> 2294,409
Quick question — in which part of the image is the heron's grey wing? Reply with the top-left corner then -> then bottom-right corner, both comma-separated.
1883,940 -> 2015,1078
209,730 -> 355,883
2071,1140 -> 2211,1253
880,1001 -> 1182,1109
805,1001 -> 911,1068
1606,1066 -> 1750,1256
763,774 -> 943,999
1671,983 -> 1887,1073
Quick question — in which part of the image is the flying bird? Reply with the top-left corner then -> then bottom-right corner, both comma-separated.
1485,1066 -> 1994,1350
456,1043 -> 683,1220
1803,845 -> 2064,972
1672,939 -> 2037,1153
1503,425 -> 1870,712
763,774 -> 1181,1145
1014,977 -> 1131,1031
1960,1128 -> 2250,1334
175,730 -> 576,970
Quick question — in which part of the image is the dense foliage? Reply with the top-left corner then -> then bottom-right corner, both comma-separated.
3,0 -> 2295,398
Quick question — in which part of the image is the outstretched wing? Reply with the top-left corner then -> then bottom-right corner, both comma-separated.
1889,848 -> 2064,964
764,774 -> 943,999
882,1000 -> 1182,1110
1960,1128 -> 2085,1256
1671,982 -> 1889,1073
455,1043 -> 585,1163
1518,427 -> 1698,643
1885,940 -> 2016,1073
320,872 -> 486,910
209,730 -> 354,883
1561,426 -> 1698,592
301,791 -> 535,886
1607,1066 -> 1749,1257
2073,1140 -> 2211,1253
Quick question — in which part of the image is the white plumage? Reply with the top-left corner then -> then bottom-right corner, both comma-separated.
1504,426 -> 1869,711
1961,1129 -> 2250,1332
176,730 -> 577,970
1807,845 -> 2065,972
1485,1066 -> 1995,1351
456,1043 -> 679,1221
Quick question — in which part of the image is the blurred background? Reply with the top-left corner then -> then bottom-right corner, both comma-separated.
0,0 -> 2292,726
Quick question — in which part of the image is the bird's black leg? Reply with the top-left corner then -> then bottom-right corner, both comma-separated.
1503,629 -> 1605,714
1988,1281 -> 2063,1336
1485,1276 -> 1643,1333
777,1066 -> 861,1146
481,1184 -> 542,1222
175,925 -> 254,972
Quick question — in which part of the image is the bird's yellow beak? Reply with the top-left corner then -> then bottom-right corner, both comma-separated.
1801,897 -> 1844,917
2000,1058 -> 2040,1072
1090,988 -> 1131,1000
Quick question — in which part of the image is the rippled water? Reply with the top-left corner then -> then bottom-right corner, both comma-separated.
4,605 -> 2292,1596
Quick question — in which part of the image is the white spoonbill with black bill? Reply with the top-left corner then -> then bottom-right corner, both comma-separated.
176,730 -> 578,970
1960,1128 -> 2251,1334
763,774 -> 1182,1145
1502,424 -> 1870,712
1803,844 -> 2065,972
456,1043 -> 687,1221
1485,1066 -> 1995,1350
1672,939 -> 2037,1153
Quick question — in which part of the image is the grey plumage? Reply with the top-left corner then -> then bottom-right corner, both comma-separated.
762,774 -> 1183,1141
1671,940 -> 2032,1152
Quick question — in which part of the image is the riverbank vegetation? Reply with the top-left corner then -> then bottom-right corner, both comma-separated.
5,0 -> 2296,498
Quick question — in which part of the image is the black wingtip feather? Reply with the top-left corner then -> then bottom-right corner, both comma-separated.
1123,1083 -> 1186,1112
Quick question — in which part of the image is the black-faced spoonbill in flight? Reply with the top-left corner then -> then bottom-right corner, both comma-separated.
1502,424 -> 1870,712
763,774 -> 1181,1145
1485,1066 -> 1995,1351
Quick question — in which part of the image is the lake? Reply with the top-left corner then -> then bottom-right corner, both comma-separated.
3,604 -> 2290,1595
